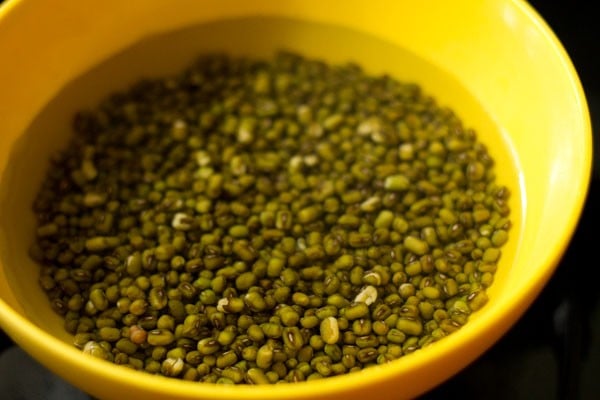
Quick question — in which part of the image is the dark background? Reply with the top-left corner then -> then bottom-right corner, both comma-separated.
1,1 -> 598,399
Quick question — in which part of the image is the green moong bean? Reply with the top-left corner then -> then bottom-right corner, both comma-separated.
320,317 -> 340,345
30,51 -> 511,384
197,338 -> 220,355
345,302 -> 370,321
246,368 -> 270,384
256,343 -> 274,369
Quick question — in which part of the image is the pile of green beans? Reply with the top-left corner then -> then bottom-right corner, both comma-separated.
30,51 -> 511,384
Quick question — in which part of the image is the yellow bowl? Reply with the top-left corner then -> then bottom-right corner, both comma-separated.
0,0 -> 592,399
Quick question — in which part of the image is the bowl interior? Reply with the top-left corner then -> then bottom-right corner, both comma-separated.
0,14 -> 522,339
0,1 -> 591,399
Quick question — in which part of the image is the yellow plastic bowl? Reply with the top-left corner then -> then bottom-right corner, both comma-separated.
0,0 -> 592,399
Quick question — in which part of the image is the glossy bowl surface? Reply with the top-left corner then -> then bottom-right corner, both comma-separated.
0,1 -> 592,399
